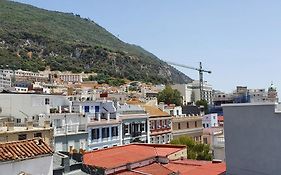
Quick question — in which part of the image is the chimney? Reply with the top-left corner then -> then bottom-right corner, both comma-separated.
6,122 -> 14,131
44,120 -> 50,128
26,121 -> 33,130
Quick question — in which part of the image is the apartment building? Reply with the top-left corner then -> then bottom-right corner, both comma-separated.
0,69 -> 11,90
0,92 -> 88,152
1,69 -> 48,82
72,99 -> 121,150
162,104 -> 203,143
117,104 -> 149,144
143,105 -> 172,144
202,113 -> 218,128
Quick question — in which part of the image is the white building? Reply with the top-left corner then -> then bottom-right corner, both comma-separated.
72,99 -> 122,150
202,113 -> 218,128
223,103 -> 281,175
189,80 -> 213,104
0,69 -> 11,90
0,93 -> 70,123
171,84 -> 192,105
172,80 -> 213,105
0,138 -> 53,175
0,93 -> 88,152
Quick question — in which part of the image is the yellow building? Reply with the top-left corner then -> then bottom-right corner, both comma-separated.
0,121 -> 53,147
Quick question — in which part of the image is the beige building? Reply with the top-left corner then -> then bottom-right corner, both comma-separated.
161,104 -> 203,143
0,121 -> 53,146
172,115 -> 203,142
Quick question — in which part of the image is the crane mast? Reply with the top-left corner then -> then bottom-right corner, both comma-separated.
166,60 -> 211,101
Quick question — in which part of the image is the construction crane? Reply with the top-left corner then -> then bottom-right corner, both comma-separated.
166,61 -> 212,101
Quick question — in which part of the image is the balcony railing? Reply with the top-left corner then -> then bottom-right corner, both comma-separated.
54,124 -> 86,135
131,131 -> 143,137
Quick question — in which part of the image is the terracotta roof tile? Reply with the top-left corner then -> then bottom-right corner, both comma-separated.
0,138 -> 53,162
142,105 -> 170,117
164,159 -> 226,175
117,163 -> 175,175
83,144 -> 185,169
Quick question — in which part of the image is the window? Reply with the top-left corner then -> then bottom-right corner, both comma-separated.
157,120 -> 161,129
124,124 -> 129,134
102,128 -> 109,138
84,106 -> 90,113
95,106 -> 100,113
203,123 -> 205,128
162,135 -> 165,143
34,132 -> 42,138
206,124 -> 209,128
176,110 -> 179,116
18,134 -> 27,140
178,123 -> 181,129
112,126 -> 118,137
91,128 -> 100,140
150,121 -> 154,130
45,98 -> 50,105
203,138 -> 208,144
16,118 -> 21,123
141,123 -> 145,132
213,116 -> 216,120
195,121 -> 197,127
187,122 -> 189,128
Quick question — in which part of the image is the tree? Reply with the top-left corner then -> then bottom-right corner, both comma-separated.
195,99 -> 209,114
170,136 -> 212,161
157,85 -> 182,106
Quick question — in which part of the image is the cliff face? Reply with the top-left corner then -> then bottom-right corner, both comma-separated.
0,0 -> 192,84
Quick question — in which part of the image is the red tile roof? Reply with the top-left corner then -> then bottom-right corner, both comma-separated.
164,159 -> 226,175
117,163 -> 175,175
0,138 -> 53,162
83,144 -> 185,169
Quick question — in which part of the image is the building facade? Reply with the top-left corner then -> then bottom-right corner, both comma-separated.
223,103 -> 281,175
72,100 -> 121,150
117,104 -> 149,144
143,105 -> 172,144
171,84 -> 192,105
202,113 -> 218,128
0,69 -> 11,90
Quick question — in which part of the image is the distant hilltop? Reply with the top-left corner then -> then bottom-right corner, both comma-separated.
0,0 -> 192,84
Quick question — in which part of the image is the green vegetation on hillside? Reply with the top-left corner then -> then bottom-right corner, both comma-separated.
0,0 -> 192,84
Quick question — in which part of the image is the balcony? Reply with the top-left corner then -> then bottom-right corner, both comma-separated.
131,131 -> 142,137
54,124 -> 86,135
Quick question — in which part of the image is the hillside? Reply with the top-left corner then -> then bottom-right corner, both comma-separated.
0,0 -> 192,84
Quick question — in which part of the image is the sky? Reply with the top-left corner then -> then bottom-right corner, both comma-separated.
14,0 -> 281,92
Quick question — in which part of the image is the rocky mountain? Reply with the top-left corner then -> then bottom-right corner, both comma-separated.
0,0 -> 192,84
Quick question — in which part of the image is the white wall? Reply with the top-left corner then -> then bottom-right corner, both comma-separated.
0,155 -> 53,175
0,94 -> 70,122
203,113 -> 218,128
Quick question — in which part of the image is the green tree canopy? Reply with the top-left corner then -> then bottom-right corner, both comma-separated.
170,136 -> 212,161
157,85 -> 182,106
195,99 -> 209,114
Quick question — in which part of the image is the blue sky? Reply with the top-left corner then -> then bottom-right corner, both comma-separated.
15,0 -> 281,92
